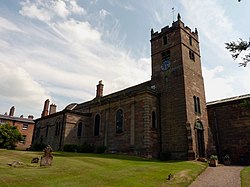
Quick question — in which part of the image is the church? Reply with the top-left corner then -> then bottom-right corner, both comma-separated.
32,15 -> 210,160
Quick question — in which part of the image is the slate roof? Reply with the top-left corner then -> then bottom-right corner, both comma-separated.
73,80 -> 156,110
207,94 -> 250,106
0,114 -> 35,124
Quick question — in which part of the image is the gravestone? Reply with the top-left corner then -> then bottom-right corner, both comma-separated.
31,157 -> 39,163
40,145 -> 53,166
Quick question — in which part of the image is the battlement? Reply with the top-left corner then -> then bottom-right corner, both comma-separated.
151,14 -> 198,40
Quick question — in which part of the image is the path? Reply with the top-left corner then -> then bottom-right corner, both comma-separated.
189,165 -> 244,187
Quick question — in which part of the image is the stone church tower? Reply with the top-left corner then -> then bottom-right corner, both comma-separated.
151,14 -> 209,159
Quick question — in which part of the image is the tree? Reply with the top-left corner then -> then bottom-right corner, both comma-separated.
225,0 -> 250,67
225,39 -> 250,67
0,123 -> 23,149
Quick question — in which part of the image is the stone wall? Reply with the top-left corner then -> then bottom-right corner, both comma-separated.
73,91 -> 159,157
207,98 -> 250,165
33,113 -> 64,150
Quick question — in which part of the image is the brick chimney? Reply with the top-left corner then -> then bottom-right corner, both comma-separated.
9,106 -> 15,117
28,115 -> 34,120
96,80 -> 104,98
49,104 -> 57,115
41,99 -> 50,117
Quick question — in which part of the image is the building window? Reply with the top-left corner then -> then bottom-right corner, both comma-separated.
22,123 -> 28,130
20,135 -> 26,144
189,36 -> 192,46
45,125 -> 49,138
152,111 -> 156,128
163,35 -> 168,45
55,121 -> 61,136
193,96 -> 201,114
36,126 -> 41,138
77,122 -> 83,137
116,109 -> 123,133
162,50 -> 170,60
94,114 -> 100,136
189,50 -> 195,61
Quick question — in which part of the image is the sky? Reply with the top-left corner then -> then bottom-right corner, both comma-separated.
0,0 -> 249,118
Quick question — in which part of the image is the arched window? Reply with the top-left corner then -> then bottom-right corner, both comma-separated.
55,121 -> 61,136
77,122 -> 83,137
116,109 -> 123,133
45,125 -> 49,138
94,114 -> 100,136
193,96 -> 201,114
152,111 -> 156,128
36,125 -> 41,138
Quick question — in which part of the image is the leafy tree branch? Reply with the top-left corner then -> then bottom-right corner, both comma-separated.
225,39 -> 250,67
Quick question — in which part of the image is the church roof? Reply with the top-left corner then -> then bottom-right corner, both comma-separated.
74,80 -> 156,110
207,94 -> 250,106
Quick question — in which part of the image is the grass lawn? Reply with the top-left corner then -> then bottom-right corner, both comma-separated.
241,166 -> 250,187
0,149 -> 207,187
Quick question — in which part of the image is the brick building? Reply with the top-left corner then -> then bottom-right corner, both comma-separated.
207,94 -> 250,165
0,106 -> 35,150
33,15 -> 209,160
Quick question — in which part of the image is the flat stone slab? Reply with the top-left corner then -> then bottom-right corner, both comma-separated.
189,165 -> 244,187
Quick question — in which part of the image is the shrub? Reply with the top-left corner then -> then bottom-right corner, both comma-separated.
78,143 -> 95,153
95,146 -> 107,154
160,150 -> 171,161
210,155 -> 218,160
30,143 -> 47,151
63,144 -> 78,152
0,123 -> 22,149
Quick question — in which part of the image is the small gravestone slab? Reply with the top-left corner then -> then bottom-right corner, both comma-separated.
7,161 -> 25,167
40,145 -> 53,166
31,157 -> 39,163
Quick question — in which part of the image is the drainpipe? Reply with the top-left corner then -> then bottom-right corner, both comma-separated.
214,110 -> 221,161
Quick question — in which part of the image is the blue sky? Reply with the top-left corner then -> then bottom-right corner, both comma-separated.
0,0 -> 249,118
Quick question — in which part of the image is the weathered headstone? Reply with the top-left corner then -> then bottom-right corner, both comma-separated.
31,157 -> 39,163
40,145 -> 53,166
7,161 -> 24,167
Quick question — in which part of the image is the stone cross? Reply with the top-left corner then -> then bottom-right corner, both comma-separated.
40,145 -> 53,166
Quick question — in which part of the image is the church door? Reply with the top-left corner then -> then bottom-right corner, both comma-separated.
195,121 -> 205,158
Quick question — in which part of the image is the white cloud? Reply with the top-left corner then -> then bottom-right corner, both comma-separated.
19,0 -> 85,22
99,9 -> 111,19
202,66 -> 235,101
0,63 -> 49,117
51,19 -> 101,43
0,17 -> 23,32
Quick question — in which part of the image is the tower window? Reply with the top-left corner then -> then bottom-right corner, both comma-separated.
77,122 -> 83,137
152,111 -> 157,128
163,35 -> 168,45
189,50 -> 195,61
189,36 -> 192,46
193,96 -> 201,114
94,114 -> 100,136
116,109 -> 123,133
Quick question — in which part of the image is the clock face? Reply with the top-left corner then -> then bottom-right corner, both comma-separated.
161,59 -> 171,71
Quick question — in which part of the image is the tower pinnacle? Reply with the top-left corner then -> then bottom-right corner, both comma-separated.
177,13 -> 181,21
